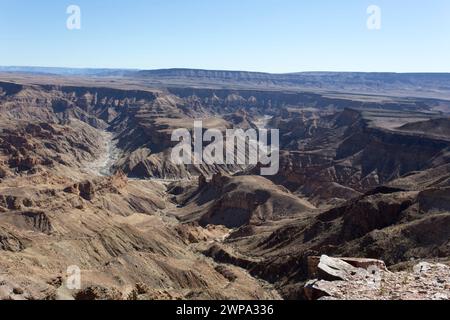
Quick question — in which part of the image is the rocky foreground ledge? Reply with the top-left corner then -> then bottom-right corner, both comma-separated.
304,255 -> 450,300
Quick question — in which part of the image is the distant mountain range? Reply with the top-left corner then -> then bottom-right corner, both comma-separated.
0,66 -> 136,77
2,66 -> 450,98
2,65 -> 450,78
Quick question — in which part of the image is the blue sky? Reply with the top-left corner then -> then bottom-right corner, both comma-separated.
1,0 -> 450,73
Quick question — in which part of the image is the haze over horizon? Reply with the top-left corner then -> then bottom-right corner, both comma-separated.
1,0 -> 450,73
3,65 -> 450,75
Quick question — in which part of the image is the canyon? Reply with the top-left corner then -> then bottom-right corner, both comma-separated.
0,69 -> 449,300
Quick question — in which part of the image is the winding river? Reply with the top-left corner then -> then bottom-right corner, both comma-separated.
88,115 -> 273,179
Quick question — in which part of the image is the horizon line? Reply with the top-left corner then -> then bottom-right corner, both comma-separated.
1,65 -> 450,75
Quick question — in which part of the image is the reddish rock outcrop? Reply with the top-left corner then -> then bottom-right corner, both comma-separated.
64,180 -> 96,201
0,165 -> 7,178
